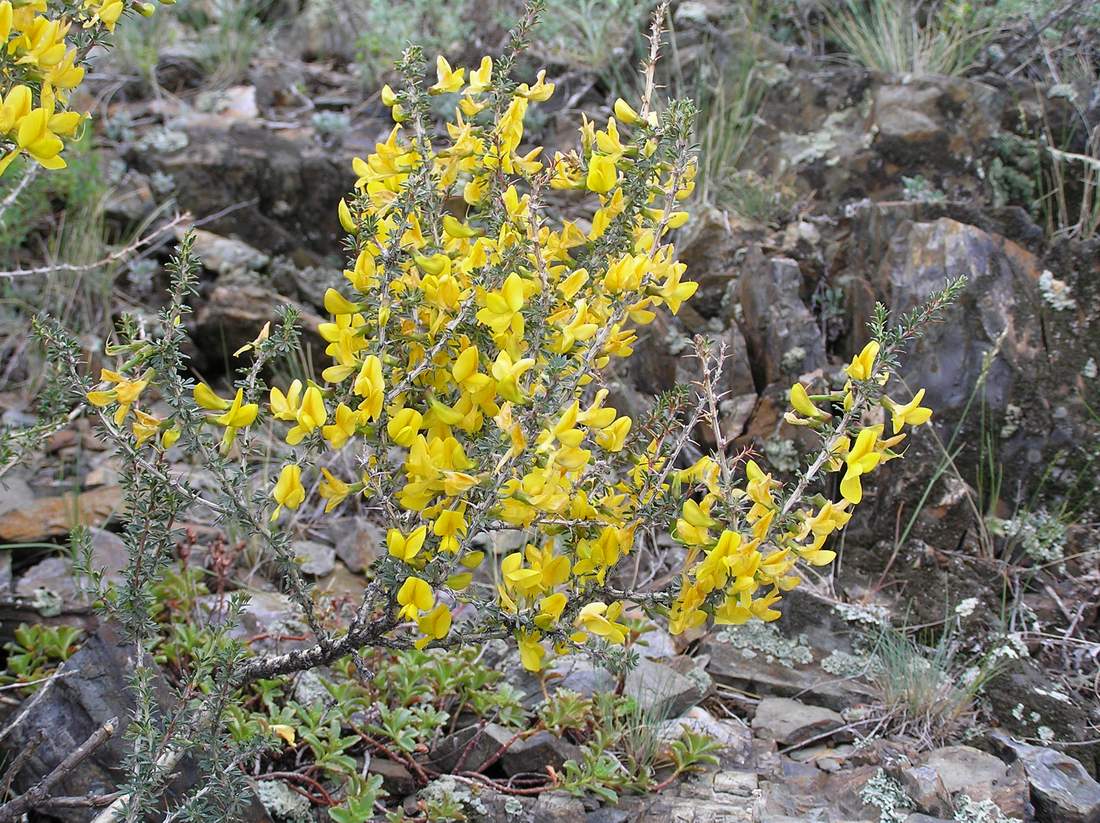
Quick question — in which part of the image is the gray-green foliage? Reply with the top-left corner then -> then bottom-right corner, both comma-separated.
355,0 -> 479,88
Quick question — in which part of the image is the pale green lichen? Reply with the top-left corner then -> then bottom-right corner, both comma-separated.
256,779 -> 313,822
821,649 -> 871,678
714,622 -> 813,667
763,437 -> 799,473
954,795 -> 1021,823
859,769 -> 912,823
834,602 -> 891,628
1038,270 -> 1076,311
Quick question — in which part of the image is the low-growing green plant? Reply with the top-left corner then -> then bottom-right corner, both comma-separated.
0,623 -> 83,693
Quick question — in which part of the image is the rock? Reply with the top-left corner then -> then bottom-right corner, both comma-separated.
848,213 -> 1098,552
531,791 -> 587,822
427,723 -> 515,773
315,564 -> 366,599
185,228 -> 270,276
0,551 -> 10,594
292,539 -> 335,576
702,632 -> 875,712
738,248 -> 826,387
14,528 -> 130,604
923,745 -> 1007,795
751,697 -> 844,747
368,757 -> 416,797
201,590 -> 308,654
634,624 -> 677,660
326,516 -> 381,573
623,657 -> 705,718
872,84 -> 946,156
0,473 -> 34,518
140,122 -> 352,255
657,706 -> 753,768
904,816 -> 953,823
0,625 -> 200,821
191,276 -> 326,371
501,730 -> 581,777
0,486 -> 121,542
545,655 -> 616,698
898,764 -> 953,817
994,734 -> 1100,823
15,556 -> 80,603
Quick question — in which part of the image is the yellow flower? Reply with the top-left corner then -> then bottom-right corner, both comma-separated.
491,350 -> 535,404
468,55 -> 492,94
322,402 -> 358,449
789,383 -> 827,420
534,592 -> 567,630
396,576 -> 433,620
387,525 -> 428,563
574,601 -> 628,644
845,341 -> 880,382
353,356 -> 384,421
586,153 -> 617,193
271,464 -> 305,521
386,408 -> 423,447
840,427 -> 883,504
318,468 -> 351,512
432,509 -> 467,553
476,272 -> 526,337
613,97 -> 639,125
415,603 -> 452,648
287,385 -> 326,445
886,388 -> 932,433
88,368 -> 152,425
517,630 -> 545,672
595,416 -> 631,452
429,55 -> 465,94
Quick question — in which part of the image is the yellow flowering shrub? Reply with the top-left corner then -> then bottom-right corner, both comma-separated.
68,33 -> 951,678
0,0 -> 169,176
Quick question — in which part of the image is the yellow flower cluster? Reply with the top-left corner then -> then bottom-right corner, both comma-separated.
0,0 -> 170,175
667,341 -> 932,636
82,51 -> 933,673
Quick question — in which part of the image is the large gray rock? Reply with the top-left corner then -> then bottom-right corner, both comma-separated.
427,723 -> 516,774
751,697 -> 843,747
924,745 -> 1007,795
738,248 -> 826,387
995,735 -> 1100,823
0,624 -> 269,822
140,121 -> 352,255
623,657 -> 706,719
501,730 -> 581,777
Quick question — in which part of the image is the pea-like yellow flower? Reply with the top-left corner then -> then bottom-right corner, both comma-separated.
318,468 -> 351,513
322,403 -> 358,449
574,601 -> 628,645
387,525 -> 428,563
88,368 -> 153,425
840,427 -> 883,504
210,388 -> 259,452
586,153 -> 617,193
415,603 -> 453,648
432,509 -> 467,553
517,630 -> 546,672
396,576 -> 433,620
845,341 -> 880,382
353,356 -> 384,422
429,55 -> 465,95
287,386 -> 326,445
271,464 -> 305,521
491,350 -> 535,403
387,408 -> 424,447
886,388 -> 933,433
476,272 -> 526,337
